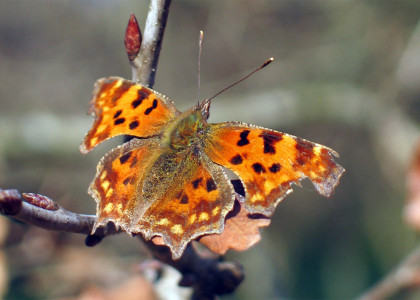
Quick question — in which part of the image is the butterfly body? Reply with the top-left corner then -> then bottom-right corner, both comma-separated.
81,76 -> 344,259
165,104 -> 207,150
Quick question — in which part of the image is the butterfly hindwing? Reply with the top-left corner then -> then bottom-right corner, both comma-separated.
89,138 -> 163,232
90,135 -> 235,259
80,77 -> 180,154
136,154 -> 235,259
203,122 -> 344,216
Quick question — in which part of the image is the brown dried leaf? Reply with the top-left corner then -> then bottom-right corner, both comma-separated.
405,138 -> 420,230
151,236 -> 165,246
199,196 -> 270,255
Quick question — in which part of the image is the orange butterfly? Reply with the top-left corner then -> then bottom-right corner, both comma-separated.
81,71 -> 344,259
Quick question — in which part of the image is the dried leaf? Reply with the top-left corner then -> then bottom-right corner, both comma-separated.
151,236 -> 165,246
199,195 -> 270,255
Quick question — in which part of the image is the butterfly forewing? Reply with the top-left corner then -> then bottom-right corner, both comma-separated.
203,122 -> 344,216
80,77 -> 180,154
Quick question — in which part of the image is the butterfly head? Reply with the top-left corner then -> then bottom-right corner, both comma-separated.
168,101 -> 210,150
199,98 -> 211,121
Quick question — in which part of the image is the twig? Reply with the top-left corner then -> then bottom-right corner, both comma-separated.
356,243 -> 420,300
0,189 -> 93,233
0,186 -> 244,299
131,0 -> 172,85
0,189 -> 119,244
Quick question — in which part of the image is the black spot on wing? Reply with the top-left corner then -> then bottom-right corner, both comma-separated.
180,194 -> 189,204
113,110 -> 122,119
269,163 -> 281,173
252,163 -> 266,174
237,130 -> 250,146
119,152 -> 132,164
129,120 -> 139,130
206,178 -> 217,192
230,154 -> 243,165
192,178 -> 203,189
132,99 -> 143,109
114,118 -> 125,125
144,99 -> 158,115
259,131 -> 283,154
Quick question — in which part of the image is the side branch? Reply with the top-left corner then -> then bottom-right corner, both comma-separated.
0,189 -> 118,240
357,243 -> 420,300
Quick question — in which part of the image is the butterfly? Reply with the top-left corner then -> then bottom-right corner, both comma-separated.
80,70 -> 344,260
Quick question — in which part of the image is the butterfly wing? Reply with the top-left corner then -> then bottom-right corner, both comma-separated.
89,138 -> 162,231
80,77 -> 180,154
203,122 -> 344,216
91,137 -> 235,260
136,154 -> 235,259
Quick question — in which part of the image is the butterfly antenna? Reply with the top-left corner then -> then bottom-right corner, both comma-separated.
197,30 -> 204,103
207,57 -> 274,102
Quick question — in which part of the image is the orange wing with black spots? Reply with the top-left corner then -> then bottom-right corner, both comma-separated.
90,136 -> 235,260
135,154 -> 235,259
89,138 -> 162,232
82,70 -> 344,260
80,77 -> 180,154
203,122 -> 344,216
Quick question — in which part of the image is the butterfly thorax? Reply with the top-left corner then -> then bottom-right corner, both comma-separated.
140,110 -> 206,206
168,109 -> 206,151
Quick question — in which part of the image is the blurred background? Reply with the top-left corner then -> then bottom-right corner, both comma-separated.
1,1 -> 420,299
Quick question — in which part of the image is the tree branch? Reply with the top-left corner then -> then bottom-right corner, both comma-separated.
0,189 -> 119,244
356,243 -> 420,300
131,0 -> 172,85
0,186 -> 244,298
